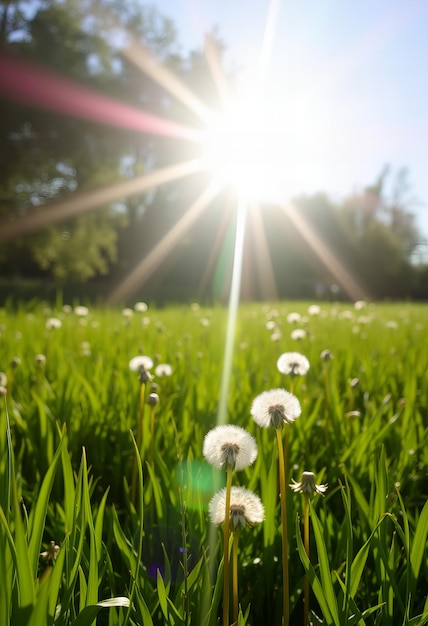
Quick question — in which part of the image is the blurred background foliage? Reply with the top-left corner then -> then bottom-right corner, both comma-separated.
1,0 -> 427,304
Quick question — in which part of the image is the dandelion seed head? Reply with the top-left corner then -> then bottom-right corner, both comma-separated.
286,312 -> 301,324
46,317 -> 62,330
155,363 -> 173,377
74,305 -> 89,316
134,301 -> 148,312
251,388 -> 301,428
209,486 -> 264,529
129,355 -> 154,372
203,424 -> 258,471
291,328 -> 306,341
290,471 -> 327,496
277,351 -> 310,376
147,392 -> 159,407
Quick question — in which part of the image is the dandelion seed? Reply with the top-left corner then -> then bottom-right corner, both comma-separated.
11,357 -> 21,368
251,388 -> 301,429
35,354 -> 46,365
277,351 -> 310,376
209,486 -> 264,529
203,425 -> 258,471
290,471 -> 328,496
308,304 -> 321,315
291,328 -> 306,341
121,307 -> 133,317
134,301 -> 148,312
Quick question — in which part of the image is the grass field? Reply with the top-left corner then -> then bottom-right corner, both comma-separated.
0,299 -> 427,625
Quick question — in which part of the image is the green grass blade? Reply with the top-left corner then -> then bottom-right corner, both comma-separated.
295,513 -> 337,626
28,436 -> 64,577
71,598 -> 130,626
308,502 -> 341,625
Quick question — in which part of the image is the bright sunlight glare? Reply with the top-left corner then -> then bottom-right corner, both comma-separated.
202,89 -> 286,202
202,76 -> 333,204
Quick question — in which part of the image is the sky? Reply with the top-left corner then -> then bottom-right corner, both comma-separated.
150,0 -> 428,244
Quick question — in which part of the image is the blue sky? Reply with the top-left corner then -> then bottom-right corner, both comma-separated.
152,0 -> 428,242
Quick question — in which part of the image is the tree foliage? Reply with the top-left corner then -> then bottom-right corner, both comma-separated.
0,1 -> 426,298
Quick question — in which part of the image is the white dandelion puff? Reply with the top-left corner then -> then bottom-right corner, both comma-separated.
129,355 -> 154,371
251,388 -> 301,429
209,486 -> 264,529
277,351 -> 310,376
203,424 -> 258,471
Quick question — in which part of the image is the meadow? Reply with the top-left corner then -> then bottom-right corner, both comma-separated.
0,298 -> 427,626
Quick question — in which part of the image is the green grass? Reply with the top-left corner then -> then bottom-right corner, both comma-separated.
0,300 -> 427,625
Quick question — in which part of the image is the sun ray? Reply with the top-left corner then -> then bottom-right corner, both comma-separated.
0,52 -> 202,142
121,38 -> 213,124
107,178 -> 224,304
197,195 -> 235,298
203,34 -> 230,107
258,0 -> 282,70
247,203 -> 279,300
281,201 -> 370,301
0,160 -> 203,241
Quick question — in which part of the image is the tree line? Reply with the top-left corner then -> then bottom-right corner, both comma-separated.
1,0 -> 427,304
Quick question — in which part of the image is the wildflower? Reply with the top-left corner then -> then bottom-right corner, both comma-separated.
291,329 -> 306,341
277,351 -> 310,376
251,388 -> 301,429
129,356 -> 154,372
134,301 -> 148,312
46,317 -> 62,330
209,486 -> 264,529
290,471 -> 327,496
155,363 -> 173,377
40,540 -> 60,562
203,425 -> 258,471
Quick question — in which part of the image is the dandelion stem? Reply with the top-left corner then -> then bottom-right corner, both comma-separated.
149,404 -> 156,467
232,531 -> 239,623
303,494 -> 310,626
131,380 -> 146,507
223,469 -> 233,626
276,427 -> 289,626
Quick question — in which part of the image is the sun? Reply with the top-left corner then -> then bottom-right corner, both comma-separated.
202,84 -> 288,203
